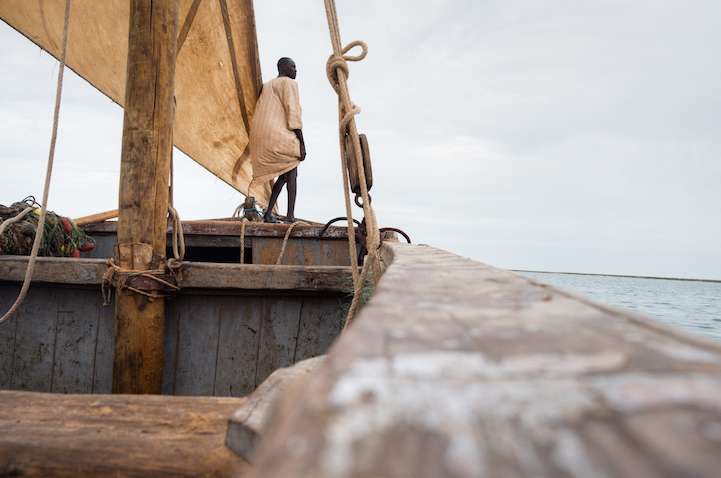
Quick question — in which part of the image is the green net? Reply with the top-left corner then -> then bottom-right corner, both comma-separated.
0,197 -> 96,257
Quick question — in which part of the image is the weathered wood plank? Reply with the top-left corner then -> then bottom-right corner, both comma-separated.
11,287 -> 58,392
82,220 -> 351,239
0,257 -> 352,291
51,288 -> 101,393
172,295 -> 222,396
294,297 -> 344,363
0,285 -> 19,389
214,296 -> 263,397
92,297 -> 114,393
0,391 -> 249,477
226,356 -> 325,461
0,258 -> 108,284
255,298 -> 303,387
249,243 -> 721,478
180,263 -> 352,290
162,296 -> 181,395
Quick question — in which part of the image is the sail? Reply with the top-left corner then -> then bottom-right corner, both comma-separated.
0,0 -> 273,204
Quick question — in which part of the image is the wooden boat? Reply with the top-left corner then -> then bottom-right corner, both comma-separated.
2,1 -> 721,477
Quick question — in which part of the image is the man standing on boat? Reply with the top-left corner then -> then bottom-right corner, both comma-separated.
250,57 -> 306,223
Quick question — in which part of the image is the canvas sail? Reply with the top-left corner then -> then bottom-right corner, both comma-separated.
0,0 -> 273,204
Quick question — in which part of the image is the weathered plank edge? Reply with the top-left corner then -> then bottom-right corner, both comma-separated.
0,257 -> 352,291
81,220 -> 352,239
247,242 -> 721,478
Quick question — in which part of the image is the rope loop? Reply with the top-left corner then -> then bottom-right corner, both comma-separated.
326,40 -> 368,94
340,104 -> 361,130
168,204 -> 185,262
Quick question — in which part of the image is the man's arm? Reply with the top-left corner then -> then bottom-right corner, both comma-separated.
294,129 -> 306,161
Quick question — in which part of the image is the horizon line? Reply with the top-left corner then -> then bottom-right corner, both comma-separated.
511,270 -> 721,284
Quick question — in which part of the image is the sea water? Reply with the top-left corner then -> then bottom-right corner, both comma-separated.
518,272 -> 721,342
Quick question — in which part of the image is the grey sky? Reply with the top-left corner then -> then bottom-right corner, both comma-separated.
1,0 -> 719,279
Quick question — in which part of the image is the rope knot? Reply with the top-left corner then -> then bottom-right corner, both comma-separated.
326,41 -> 368,94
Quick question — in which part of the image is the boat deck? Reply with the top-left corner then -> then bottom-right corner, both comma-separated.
0,390 -> 251,477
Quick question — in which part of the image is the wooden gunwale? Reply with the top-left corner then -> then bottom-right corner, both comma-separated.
81,221 -> 353,239
0,256 -> 352,291
248,242 -> 721,478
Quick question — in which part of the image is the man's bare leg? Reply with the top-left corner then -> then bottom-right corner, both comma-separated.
285,168 -> 298,222
264,173 -> 288,222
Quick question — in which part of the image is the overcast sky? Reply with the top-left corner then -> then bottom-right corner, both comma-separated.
1,0 -> 719,280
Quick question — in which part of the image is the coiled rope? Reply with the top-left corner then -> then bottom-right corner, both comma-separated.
1,0 -> 72,325
324,0 -> 382,331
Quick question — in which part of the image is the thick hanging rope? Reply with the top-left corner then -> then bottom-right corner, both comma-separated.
168,98 -> 185,264
168,204 -> 185,263
276,221 -> 301,265
1,0 -> 72,325
240,216 -> 248,263
324,0 -> 382,331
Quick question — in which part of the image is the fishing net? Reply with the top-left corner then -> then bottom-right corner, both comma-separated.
0,197 -> 96,257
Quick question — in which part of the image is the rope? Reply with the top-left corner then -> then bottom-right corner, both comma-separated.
324,0 -> 382,330
240,217 -> 248,263
1,0 -> 72,325
167,95 -> 185,264
102,261 -> 180,307
168,204 -> 185,262
276,221 -> 301,265
0,207 -> 34,239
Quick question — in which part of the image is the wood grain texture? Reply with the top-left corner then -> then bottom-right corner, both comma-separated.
226,356 -> 325,461
1,281 -> 345,396
112,0 -> 178,395
82,221 -> 352,239
0,284 -> 20,389
0,390 -> 250,477
11,287 -> 58,392
172,294 -> 222,396
92,298 -> 115,393
0,257 -> 352,291
294,297 -> 344,363
249,243 -> 721,478
51,288 -> 101,393
255,298 -> 303,387
214,296 -> 263,397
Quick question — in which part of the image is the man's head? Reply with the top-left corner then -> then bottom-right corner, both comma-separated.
277,57 -> 297,79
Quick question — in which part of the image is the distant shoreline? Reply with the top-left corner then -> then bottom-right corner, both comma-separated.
512,270 -> 721,284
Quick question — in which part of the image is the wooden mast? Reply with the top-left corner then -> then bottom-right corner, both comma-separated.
112,0 -> 179,394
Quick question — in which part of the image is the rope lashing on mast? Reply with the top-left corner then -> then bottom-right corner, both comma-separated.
324,0 -> 382,331
102,259 -> 181,308
0,0 -> 72,325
